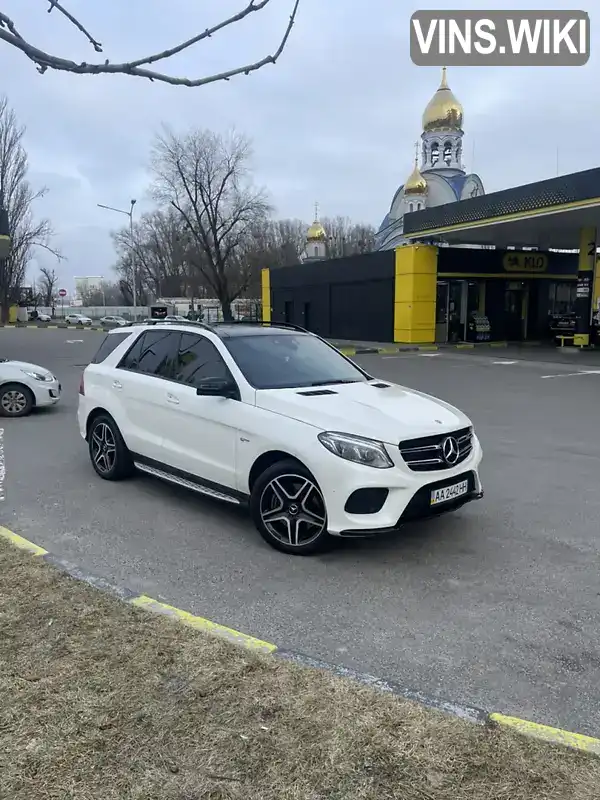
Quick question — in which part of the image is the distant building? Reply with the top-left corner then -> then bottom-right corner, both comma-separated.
74,276 -> 103,303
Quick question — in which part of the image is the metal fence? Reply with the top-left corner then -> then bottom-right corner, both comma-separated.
33,299 -> 262,322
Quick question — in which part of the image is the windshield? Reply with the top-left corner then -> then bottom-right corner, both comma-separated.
223,332 -> 369,390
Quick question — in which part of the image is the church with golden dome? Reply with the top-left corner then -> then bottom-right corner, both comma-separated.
375,67 -> 485,250
301,204 -> 328,262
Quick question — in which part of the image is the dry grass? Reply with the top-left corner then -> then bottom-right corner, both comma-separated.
1,541 -> 599,800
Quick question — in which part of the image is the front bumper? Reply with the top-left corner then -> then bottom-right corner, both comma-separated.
32,380 -> 61,407
314,435 -> 483,536
338,471 -> 483,536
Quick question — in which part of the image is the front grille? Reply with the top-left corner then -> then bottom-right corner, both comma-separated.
399,426 -> 473,472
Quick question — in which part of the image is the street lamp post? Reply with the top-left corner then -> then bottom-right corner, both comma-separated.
97,199 -> 137,316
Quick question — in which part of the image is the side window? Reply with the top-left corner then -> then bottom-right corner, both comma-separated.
91,332 -> 132,364
174,333 -> 231,388
119,330 -> 181,379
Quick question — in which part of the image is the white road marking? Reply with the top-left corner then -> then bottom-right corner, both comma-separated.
492,360 -> 517,365
419,352 -> 440,357
66,339 -> 84,343
540,370 -> 600,379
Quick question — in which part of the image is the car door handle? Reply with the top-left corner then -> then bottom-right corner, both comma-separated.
112,380 -> 122,389
166,393 -> 180,405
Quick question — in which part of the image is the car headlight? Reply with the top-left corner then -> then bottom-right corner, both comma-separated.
21,369 -> 54,382
318,431 -> 393,469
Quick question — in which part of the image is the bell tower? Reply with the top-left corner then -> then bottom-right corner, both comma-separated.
421,67 -> 464,175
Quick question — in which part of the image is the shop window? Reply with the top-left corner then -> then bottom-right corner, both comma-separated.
467,282 -> 480,315
549,282 -> 577,315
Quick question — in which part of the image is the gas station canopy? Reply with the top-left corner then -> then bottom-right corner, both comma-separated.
402,167 -> 600,250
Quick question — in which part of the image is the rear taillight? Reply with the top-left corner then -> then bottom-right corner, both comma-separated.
79,374 -> 85,395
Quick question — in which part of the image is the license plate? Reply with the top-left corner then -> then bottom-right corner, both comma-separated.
430,479 -> 469,506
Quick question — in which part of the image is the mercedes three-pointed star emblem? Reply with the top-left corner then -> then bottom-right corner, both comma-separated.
442,436 -> 460,465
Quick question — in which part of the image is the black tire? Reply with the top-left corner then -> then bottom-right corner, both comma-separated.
88,413 -> 134,481
250,458 -> 333,556
0,383 -> 34,417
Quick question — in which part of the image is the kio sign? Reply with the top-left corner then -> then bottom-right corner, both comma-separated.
410,10 -> 590,66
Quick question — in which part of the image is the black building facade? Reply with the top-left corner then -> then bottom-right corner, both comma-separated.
269,251 -> 395,342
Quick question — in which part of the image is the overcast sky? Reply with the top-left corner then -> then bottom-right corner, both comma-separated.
0,0 -> 597,288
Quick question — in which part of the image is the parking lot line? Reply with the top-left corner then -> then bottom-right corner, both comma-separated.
541,370 -> 600,379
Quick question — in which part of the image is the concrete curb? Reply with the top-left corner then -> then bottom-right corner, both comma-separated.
1,523 -> 598,756
0,322 -> 112,333
0,323 -> 107,330
336,342 -> 509,356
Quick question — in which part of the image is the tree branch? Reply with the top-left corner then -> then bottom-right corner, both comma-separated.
0,0 -> 301,86
45,1 -> 102,53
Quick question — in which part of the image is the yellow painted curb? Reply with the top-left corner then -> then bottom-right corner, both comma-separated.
0,525 -> 48,556
417,345 -> 439,351
490,713 -> 600,756
339,347 -> 357,356
455,343 -> 475,349
130,594 -> 277,654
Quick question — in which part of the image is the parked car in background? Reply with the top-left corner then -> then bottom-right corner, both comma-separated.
27,311 -> 52,322
100,315 -> 128,327
0,357 -> 61,417
65,314 -> 93,326
163,315 -> 190,323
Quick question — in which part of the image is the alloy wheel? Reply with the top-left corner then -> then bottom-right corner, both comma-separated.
1,390 -> 28,415
91,422 -> 117,474
259,473 -> 327,547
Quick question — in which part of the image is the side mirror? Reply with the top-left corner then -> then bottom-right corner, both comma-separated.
196,376 -> 237,399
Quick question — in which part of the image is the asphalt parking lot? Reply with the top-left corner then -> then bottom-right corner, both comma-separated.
2,328 -> 600,737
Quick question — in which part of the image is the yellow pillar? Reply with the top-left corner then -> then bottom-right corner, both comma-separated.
8,304 -> 17,324
261,268 -> 271,323
393,245 -> 438,343
574,227 -> 596,346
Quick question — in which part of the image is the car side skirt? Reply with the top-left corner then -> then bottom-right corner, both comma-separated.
131,452 -> 249,506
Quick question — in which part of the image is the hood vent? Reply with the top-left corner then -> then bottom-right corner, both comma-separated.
296,389 -> 338,396
372,382 -> 391,388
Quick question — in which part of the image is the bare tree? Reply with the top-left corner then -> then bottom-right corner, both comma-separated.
38,265 -> 58,306
151,127 -> 271,320
0,96 -> 60,321
112,208 -> 200,301
0,1 -> 300,86
321,216 -> 376,259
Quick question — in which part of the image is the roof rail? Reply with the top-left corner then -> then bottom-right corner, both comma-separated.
131,319 -> 216,332
213,320 -> 309,333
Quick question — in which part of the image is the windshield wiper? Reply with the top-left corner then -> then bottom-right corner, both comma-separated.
310,379 -> 360,386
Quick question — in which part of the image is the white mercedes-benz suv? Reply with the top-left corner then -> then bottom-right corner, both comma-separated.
77,321 -> 483,555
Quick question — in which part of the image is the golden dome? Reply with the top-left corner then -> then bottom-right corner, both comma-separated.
404,162 -> 427,195
422,67 -> 463,132
307,220 -> 326,240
